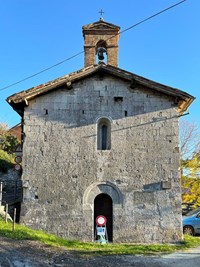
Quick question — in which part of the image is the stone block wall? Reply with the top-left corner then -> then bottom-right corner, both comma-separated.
21,73 -> 182,243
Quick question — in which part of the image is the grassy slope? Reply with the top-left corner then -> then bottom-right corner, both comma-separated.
0,219 -> 200,255
0,149 -> 15,173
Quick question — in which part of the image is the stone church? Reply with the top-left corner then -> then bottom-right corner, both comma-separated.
7,19 -> 194,243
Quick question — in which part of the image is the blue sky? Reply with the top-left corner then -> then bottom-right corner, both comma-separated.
0,0 -> 199,128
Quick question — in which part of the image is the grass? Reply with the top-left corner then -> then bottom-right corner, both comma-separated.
0,149 -> 15,173
0,218 -> 200,256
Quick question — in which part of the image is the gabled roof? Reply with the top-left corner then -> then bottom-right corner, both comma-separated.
7,64 -> 195,115
82,20 -> 120,35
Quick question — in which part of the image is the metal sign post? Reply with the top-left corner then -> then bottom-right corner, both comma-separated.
14,144 -> 22,171
95,215 -> 108,244
0,181 -> 2,206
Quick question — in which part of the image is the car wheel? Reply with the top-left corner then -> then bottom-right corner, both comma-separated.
183,226 -> 194,236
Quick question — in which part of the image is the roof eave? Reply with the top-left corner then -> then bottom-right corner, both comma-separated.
7,64 -> 195,115
177,97 -> 195,115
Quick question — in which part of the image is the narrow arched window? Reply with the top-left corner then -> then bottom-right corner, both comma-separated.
97,118 -> 111,150
101,125 -> 107,150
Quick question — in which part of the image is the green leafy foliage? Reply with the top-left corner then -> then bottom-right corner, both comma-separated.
0,149 -> 14,173
0,123 -> 19,173
0,124 -> 19,154
179,120 -> 200,207
181,153 -> 200,208
0,134 -> 18,154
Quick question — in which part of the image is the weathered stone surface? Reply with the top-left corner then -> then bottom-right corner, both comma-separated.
20,74 -> 182,243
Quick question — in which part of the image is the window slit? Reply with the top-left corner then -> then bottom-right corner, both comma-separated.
97,118 -> 111,151
101,125 -> 107,150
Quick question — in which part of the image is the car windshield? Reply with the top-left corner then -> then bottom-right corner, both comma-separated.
185,207 -> 200,216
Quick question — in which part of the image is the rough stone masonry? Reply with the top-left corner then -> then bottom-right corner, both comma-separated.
7,19 -> 194,243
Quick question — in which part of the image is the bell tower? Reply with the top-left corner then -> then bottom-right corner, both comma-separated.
82,19 -> 120,67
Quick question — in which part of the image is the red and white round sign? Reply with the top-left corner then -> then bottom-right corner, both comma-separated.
96,215 -> 107,226
15,156 -> 22,164
14,164 -> 21,171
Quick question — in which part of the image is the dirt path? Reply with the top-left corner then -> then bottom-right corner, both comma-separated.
0,237 -> 200,267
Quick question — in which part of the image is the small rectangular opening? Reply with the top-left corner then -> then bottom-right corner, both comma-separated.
114,97 -> 123,102
125,111 -> 128,117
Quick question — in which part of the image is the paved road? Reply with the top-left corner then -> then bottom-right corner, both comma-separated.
0,237 -> 200,267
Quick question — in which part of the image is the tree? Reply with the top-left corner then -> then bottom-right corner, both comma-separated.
179,120 -> 200,160
180,120 -> 200,207
181,153 -> 200,208
0,123 -> 19,154
0,123 -> 19,173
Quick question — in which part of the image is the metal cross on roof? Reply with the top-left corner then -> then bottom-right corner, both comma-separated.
99,9 -> 104,20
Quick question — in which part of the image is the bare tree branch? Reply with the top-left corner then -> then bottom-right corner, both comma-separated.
179,120 -> 200,159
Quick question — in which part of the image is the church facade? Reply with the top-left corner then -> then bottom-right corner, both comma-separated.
7,19 -> 194,243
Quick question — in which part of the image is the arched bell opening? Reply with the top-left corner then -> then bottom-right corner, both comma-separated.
96,40 -> 107,64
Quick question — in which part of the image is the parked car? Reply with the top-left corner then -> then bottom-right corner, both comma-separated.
182,207 -> 200,235
182,203 -> 194,215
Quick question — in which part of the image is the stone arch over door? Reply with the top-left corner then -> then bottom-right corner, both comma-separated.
83,181 -> 123,242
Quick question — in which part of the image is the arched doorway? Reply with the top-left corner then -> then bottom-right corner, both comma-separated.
94,193 -> 113,242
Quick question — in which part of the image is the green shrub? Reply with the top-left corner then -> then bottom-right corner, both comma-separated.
0,128 -> 19,154
0,149 -> 14,173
